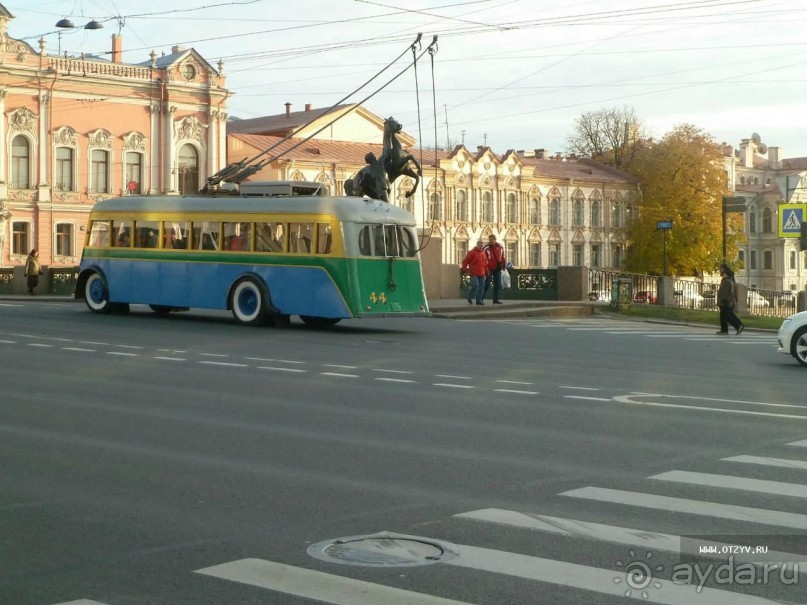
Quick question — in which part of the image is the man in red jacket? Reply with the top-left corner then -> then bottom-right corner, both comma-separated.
483,234 -> 506,304
461,240 -> 488,305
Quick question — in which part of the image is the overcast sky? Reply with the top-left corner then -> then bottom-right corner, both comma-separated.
7,0 -> 806,159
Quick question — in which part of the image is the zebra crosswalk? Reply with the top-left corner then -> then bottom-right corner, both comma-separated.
53,438 -> 807,604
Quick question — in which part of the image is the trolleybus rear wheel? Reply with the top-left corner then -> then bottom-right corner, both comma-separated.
85,272 -> 112,314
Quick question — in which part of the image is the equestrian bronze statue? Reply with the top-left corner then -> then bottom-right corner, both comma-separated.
344,117 -> 422,203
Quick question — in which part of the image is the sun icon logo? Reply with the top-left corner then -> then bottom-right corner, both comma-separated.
614,550 -> 663,599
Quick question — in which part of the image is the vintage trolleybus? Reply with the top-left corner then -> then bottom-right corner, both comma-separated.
75,182 -> 430,326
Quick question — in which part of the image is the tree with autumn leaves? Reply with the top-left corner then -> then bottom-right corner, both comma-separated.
566,109 -> 743,275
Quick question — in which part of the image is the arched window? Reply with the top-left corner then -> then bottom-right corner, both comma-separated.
429,192 -> 442,221
125,152 -> 143,194
572,199 -> 584,227
762,208 -> 773,233
178,144 -> 199,195
529,197 -> 540,224
505,192 -> 517,223
456,190 -> 468,222
749,208 -> 757,233
482,191 -> 494,222
611,200 -> 623,228
11,135 -> 30,189
90,149 -> 110,193
549,198 -> 560,226
591,200 -> 601,227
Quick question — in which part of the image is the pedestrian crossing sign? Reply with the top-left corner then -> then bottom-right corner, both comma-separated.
778,204 -> 807,238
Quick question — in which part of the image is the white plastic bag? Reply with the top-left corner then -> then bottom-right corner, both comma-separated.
500,269 -> 511,289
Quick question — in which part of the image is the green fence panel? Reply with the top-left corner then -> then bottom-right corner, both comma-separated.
0,268 -> 13,294
460,269 -> 558,300
49,267 -> 79,295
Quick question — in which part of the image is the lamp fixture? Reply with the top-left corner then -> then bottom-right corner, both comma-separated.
55,17 -> 75,28
84,19 -> 104,30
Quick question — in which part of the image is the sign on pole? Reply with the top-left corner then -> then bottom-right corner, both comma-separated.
656,220 -> 673,230
778,204 -> 807,238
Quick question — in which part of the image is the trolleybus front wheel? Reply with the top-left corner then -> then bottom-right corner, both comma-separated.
85,272 -> 112,314
230,278 -> 268,326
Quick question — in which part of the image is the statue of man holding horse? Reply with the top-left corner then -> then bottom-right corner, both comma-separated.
344,116 -> 422,203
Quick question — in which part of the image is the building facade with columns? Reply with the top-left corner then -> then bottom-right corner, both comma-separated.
227,104 -> 642,271
723,136 -> 807,291
0,4 -> 229,269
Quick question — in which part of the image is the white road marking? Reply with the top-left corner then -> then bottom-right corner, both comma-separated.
79,341 -> 109,346
564,395 -> 612,401
195,558 -> 473,605
199,361 -> 248,368
446,544 -> 773,605
788,439 -> 807,447
200,353 -> 229,358
62,347 -> 96,352
246,357 -> 305,364
495,379 -> 533,385
373,368 -> 414,374
494,389 -> 538,395
11,333 -> 73,342
107,352 -> 138,357
454,508 -> 807,566
321,372 -> 359,378
434,383 -> 474,389
561,486 -> 807,530
723,455 -> 807,471
153,356 -> 186,362
559,386 -> 599,391
0,339 -> 17,344
324,364 -> 358,369
52,601 -> 111,605
27,343 -> 53,348
257,366 -> 306,373
613,394 -> 807,420
114,344 -> 143,349
651,470 -> 807,499
375,377 -> 416,383
435,374 -> 471,380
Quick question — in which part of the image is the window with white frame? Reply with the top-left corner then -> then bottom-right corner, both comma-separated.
530,243 -> 541,267
505,192 -> 517,223
397,188 -> 414,214
11,135 -> 31,189
482,191 -> 494,222
572,199 -> 584,227
549,242 -> 560,266
125,152 -> 143,194
591,200 -> 601,227
613,245 -> 623,268
456,190 -> 468,222
611,200 -> 623,228
90,149 -> 110,193
429,192 -> 442,221
12,221 -> 31,255
456,239 -> 468,265
506,241 -> 517,266
762,208 -> 773,233
750,250 -> 758,269
529,197 -> 540,224
55,147 -> 74,191
748,208 -> 757,233
573,243 -> 583,265
763,249 -> 773,270
55,223 -> 74,256
591,244 -> 601,267
790,250 -> 797,270
549,199 -> 560,226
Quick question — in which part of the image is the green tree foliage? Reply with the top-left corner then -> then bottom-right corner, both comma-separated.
564,106 -> 646,170
625,124 -> 737,275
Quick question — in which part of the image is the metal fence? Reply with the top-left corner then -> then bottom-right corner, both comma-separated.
588,269 -> 800,318
461,268 -> 558,300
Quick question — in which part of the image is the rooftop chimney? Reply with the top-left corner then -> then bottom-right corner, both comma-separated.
768,146 -> 780,168
285,102 -> 292,117
111,34 -> 122,64
171,45 -> 185,54
534,148 -> 545,159
305,103 -> 312,111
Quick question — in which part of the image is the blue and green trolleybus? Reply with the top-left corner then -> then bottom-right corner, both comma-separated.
75,182 -> 430,326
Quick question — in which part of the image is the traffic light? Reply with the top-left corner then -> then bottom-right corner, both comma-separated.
801,220 -> 807,251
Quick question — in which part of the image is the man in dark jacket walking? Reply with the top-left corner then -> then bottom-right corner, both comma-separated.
717,265 -> 744,335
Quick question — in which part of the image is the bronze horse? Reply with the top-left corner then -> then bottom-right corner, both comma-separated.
382,117 -> 421,198
343,117 -> 421,202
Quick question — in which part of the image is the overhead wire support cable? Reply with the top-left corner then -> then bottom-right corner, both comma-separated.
206,33 -> 423,189
226,34 -> 439,184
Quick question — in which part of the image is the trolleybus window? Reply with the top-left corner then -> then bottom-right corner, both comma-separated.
163,221 -> 189,249
317,224 -> 332,254
88,220 -> 110,247
223,222 -> 251,251
255,221 -> 285,252
358,224 -> 418,257
112,220 -> 132,247
135,221 -> 159,248
289,222 -> 313,253
193,221 -> 219,250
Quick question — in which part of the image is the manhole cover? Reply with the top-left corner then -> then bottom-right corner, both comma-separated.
307,532 -> 458,567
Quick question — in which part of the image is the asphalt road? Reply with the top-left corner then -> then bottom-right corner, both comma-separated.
1,300 -> 805,605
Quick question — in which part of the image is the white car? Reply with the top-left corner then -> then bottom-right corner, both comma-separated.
778,311 -> 807,366
747,290 -> 770,308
